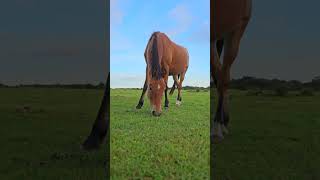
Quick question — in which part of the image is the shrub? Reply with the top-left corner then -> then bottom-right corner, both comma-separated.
246,89 -> 263,96
298,88 -> 314,96
274,87 -> 289,97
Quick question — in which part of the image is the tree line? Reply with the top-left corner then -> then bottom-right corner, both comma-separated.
1,76 -> 320,91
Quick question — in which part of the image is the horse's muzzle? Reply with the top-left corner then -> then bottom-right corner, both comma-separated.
152,111 -> 161,117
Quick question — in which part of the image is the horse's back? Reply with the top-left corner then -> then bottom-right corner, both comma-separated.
169,43 -> 189,75
145,31 -> 189,74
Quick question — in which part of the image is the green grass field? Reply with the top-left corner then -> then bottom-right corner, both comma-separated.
1,88 -> 319,179
110,89 -> 210,179
213,90 -> 320,180
0,88 -> 107,180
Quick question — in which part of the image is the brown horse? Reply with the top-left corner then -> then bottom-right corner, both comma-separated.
211,0 -> 252,142
136,32 -> 189,116
82,73 -> 109,150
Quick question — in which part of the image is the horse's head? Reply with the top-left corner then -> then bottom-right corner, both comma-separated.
147,78 -> 166,116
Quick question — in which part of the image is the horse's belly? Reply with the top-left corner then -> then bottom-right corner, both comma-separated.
169,64 -> 187,75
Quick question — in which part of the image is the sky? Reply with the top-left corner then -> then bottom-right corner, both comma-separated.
0,0 -> 108,85
110,0 -> 210,88
232,0 -> 320,82
1,0 -> 320,85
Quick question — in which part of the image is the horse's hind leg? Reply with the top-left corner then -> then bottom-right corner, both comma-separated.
136,68 -> 148,109
212,42 -> 224,142
169,74 -> 179,95
175,73 -> 185,106
169,81 -> 176,95
218,27 -> 244,131
213,40 -> 224,87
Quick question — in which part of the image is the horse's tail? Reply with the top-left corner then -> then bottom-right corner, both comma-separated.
149,32 -> 162,80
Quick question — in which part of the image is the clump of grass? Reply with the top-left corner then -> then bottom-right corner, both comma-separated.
15,105 -> 32,113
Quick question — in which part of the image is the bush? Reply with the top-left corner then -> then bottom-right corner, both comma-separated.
298,88 -> 314,96
246,89 -> 263,96
274,87 -> 289,96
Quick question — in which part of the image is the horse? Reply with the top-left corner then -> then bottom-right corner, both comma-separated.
82,73 -> 109,150
211,0 -> 252,143
136,31 -> 189,116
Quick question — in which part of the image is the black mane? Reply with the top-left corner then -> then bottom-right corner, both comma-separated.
150,32 -> 162,80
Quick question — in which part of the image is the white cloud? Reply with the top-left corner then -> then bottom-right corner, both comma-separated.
188,20 -> 210,44
111,0 -> 124,26
110,0 -> 134,52
167,4 -> 193,37
110,31 -> 134,52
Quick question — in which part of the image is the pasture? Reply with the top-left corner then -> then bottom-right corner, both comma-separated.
1,87 -> 319,179
213,90 -> 320,180
110,89 -> 210,179
0,88 -> 107,180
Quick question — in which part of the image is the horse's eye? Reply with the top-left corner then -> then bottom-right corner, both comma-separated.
149,87 -> 152,91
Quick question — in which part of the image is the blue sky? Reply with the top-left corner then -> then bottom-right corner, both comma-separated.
110,0 -> 210,88
0,0 -> 106,85
1,0 -> 319,85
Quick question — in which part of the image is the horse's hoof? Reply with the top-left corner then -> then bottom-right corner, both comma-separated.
81,137 -> 100,151
175,100 -> 182,106
136,103 -> 143,109
222,125 -> 229,135
212,121 -> 224,143
211,134 -> 224,144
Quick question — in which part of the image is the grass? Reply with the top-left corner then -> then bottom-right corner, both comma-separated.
0,88 -> 107,180
1,87 -> 318,179
110,89 -> 210,179
212,90 -> 320,180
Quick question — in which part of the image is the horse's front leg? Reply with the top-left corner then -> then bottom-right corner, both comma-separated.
136,68 -> 148,109
164,74 -> 169,108
164,85 -> 169,108
82,73 -> 110,151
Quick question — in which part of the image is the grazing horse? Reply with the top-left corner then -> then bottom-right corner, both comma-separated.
136,32 -> 189,116
82,73 -> 109,150
211,0 -> 252,142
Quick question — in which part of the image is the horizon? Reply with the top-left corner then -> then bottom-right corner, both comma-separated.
1,75 -> 319,87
